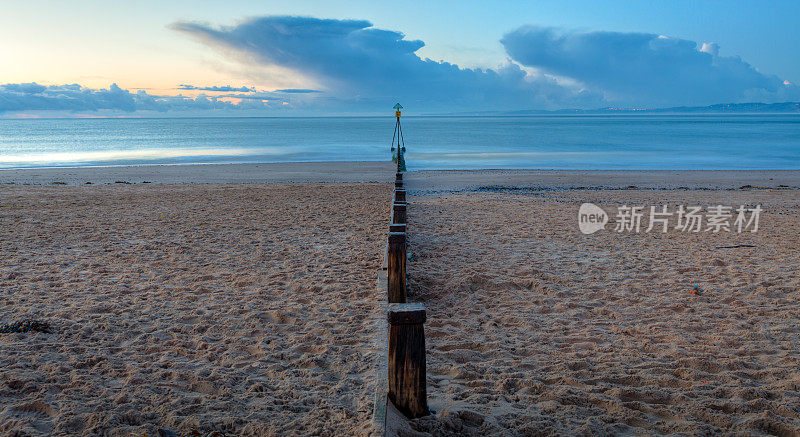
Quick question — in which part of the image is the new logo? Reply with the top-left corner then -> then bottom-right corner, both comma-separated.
578,203 -> 608,234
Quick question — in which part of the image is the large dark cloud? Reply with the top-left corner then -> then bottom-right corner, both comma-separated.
0,83 -> 285,114
170,16 -> 600,111
501,26 -> 799,106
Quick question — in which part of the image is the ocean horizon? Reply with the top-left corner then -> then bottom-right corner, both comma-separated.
1,113 -> 799,171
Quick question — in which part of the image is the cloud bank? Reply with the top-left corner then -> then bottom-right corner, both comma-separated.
171,16 -> 601,112
274,89 -> 322,94
501,26 -> 798,106
177,84 -> 255,92
0,83 -> 140,113
3,16 -> 797,115
0,83 -> 288,115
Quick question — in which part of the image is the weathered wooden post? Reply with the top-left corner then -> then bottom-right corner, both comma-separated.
387,232 -> 406,303
392,202 -> 407,224
389,223 -> 406,233
388,303 -> 428,419
395,189 -> 406,203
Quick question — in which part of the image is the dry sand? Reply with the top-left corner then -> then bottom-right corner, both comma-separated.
0,182 -> 391,436
405,187 -> 800,435
3,164 -> 800,436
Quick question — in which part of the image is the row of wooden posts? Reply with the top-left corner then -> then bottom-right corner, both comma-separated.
386,171 -> 429,419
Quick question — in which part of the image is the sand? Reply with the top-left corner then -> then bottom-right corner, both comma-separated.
3,164 -> 800,435
0,161 -> 396,186
0,182 -> 391,436
404,187 -> 800,435
404,169 -> 800,193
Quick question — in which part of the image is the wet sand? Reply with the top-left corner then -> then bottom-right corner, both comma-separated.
403,169 -> 800,193
0,161 -> 396,186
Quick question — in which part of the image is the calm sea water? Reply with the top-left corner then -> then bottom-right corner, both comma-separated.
1,115 -> 798,170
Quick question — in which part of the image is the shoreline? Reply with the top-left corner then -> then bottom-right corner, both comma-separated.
404,169 -> 800,193
1,162 -> 799,190
0,161 -> 397,186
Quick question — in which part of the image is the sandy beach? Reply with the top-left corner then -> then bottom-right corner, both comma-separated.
404,185 -> 800,435
6,1 -> 800,434
0,164 -> 393,436
2,163 -> 800,435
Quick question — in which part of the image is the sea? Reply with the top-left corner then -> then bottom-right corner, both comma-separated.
1,114 -> 798,170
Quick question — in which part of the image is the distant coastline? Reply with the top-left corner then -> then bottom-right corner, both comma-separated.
440,101 -> 800,116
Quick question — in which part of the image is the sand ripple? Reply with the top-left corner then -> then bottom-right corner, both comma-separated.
0,183 -> 389,436
407,189 -> 800,435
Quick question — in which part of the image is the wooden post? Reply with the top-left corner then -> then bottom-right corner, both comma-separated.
392,202 -> 407,224
389,223 -> 406,233
387,232 -> 406,303
395,189 -> 406,203
388,303 -> 428,419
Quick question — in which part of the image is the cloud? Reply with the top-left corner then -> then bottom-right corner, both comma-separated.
2,83 -> 48,94
177,84 -> 255,92
501,26 -> 799,106
170,16 -> 600,112
5,18 -> 797,115
0,83 -> 287,114
699,42 -> 719,56
0,83 -> 138,112
274,89 -> 322,93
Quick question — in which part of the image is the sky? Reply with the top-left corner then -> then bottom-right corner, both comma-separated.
1,0 -> 799,116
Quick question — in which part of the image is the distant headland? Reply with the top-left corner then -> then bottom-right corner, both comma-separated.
442,101 -> 800,116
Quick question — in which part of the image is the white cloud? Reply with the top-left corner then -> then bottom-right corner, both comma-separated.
170,16 -> 601,112
0,83 -> 289,114
4,18 -> 797,114
501,26 -> 799,106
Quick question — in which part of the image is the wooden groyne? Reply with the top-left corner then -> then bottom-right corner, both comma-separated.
373,161 -> 429,436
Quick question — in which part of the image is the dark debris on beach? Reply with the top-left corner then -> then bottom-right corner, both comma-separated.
0,319 -> 52,334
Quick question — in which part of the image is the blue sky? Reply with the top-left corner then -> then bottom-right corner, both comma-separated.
1,0 -> 799,116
